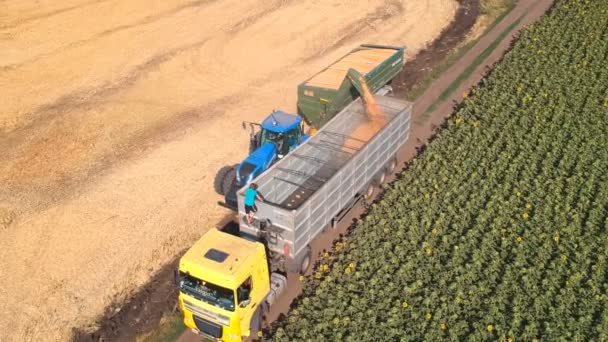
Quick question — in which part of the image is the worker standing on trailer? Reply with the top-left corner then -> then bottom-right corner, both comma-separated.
244,183 -> 264,225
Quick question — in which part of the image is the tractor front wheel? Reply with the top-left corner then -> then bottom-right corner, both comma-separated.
214,165 -> 237,195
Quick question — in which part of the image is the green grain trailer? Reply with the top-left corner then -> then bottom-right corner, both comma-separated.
297,44 -> 405,129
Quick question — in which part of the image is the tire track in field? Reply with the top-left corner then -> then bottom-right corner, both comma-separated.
0,0 -> 113,30
0,51 -> 319,221
0,59 -> 303,216
2,0 -> 398,147
0,0 -> 218,71
1,0 -> 408,202
302,0 -> 405,62
0,36 -> 212,152
228,0 -> 297,34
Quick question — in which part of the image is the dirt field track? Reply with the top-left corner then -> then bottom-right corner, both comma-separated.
0,0 -> 456,340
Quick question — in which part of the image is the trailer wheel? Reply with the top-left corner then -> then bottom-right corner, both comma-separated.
377,169 -> 387,185
331,218 -> 338,230
387,157 -> 398,173
363,183 -> 375,200
299,246 -> 312,275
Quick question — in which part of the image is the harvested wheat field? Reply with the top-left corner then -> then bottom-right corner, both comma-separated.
0,0 -> 456,340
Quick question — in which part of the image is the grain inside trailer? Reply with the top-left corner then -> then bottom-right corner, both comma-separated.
305,48 -> 397,89
275,117 -> 386,210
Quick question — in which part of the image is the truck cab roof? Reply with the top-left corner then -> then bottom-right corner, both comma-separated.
179,229 -> 263,288
261,111 -> 301,133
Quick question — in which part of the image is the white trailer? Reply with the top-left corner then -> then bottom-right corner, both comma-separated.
237,95 -> 412,273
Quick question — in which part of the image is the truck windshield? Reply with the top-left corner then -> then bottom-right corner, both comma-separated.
178,272 -> 235,312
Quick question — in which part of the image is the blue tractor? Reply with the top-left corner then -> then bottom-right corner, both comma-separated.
217,110 -> 311,209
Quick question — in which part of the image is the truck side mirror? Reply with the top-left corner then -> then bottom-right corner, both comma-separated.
174,269 -> 185,287
239,299 -> 251,308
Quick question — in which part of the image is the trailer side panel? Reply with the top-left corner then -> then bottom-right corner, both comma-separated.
238,96 -> 412,263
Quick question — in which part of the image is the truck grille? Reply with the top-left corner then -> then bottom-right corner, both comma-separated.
194,316 -> 223,338
183,299 -> 230,326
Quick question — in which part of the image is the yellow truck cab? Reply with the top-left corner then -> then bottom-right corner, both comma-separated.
177,228 -> 286,341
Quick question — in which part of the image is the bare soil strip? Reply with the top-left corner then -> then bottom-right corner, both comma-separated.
393,0 -> 480,96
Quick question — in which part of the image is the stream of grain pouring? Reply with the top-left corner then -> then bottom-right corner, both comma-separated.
348,76 -> 386,142
358,76 -> 384,120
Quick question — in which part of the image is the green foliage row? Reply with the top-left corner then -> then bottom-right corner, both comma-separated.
267,0 -> 608,340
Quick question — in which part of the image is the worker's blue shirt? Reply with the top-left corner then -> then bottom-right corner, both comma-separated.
244,188 -> 257,206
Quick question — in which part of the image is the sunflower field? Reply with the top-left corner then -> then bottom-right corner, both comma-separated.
267,0 -> 608,340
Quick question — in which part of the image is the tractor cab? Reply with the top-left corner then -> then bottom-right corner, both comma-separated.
254,111 -> 304,158
238,111 -> 307,185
